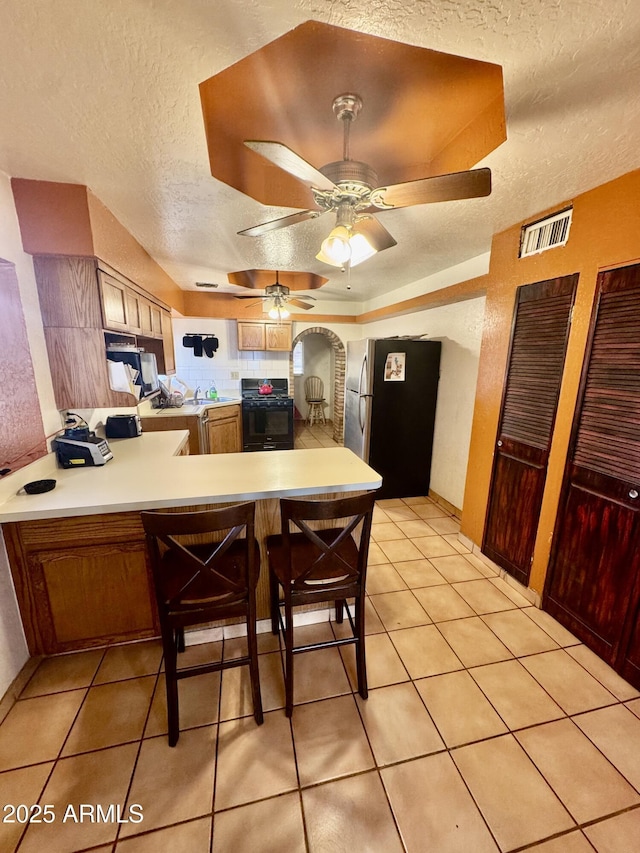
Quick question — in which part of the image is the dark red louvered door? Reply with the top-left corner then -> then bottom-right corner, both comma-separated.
545,263 -> 640,684
483,275 -> 578,585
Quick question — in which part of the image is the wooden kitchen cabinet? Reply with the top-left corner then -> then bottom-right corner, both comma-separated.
160,308 -> 175,372
266,322 -> 292,350
99,267 -> 166,340
99,270 -> 129,331
137,296 -> 163,338
45,327 -> 135,411
202,404 -> 242,453
32,255 -> 176,409
4,512 -> 159,654
140,414 -> 200,455
150,303 -> 164,337
125,289 -> 143,334
34,255 -> 103,328
141,404 -> 241,455
237,321 -> 266,351
237,320 -> 292,351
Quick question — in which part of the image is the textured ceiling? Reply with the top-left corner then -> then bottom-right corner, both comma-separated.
1,0 -> 639,310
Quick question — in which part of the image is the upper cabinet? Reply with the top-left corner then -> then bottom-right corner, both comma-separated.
98,269 -> 166,340
237,321 -> 292,351
99,270 -> 129,331
33,255 -> 175,410
161,309 -> 176,373
265,322 -> 292,351
237,321 -> 265,351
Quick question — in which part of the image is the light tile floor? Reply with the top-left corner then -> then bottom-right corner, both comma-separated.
2,495 -> 640,851
294,420 -> 339,449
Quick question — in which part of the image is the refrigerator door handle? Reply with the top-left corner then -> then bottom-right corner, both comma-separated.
358,356 -> 367,395
357,355 -> 367,432
358,394 -> 372,431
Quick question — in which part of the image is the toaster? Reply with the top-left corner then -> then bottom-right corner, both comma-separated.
105,414 -> 142,439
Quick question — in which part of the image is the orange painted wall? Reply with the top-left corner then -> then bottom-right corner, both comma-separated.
461,168 -> 640,594
11,179 -> 95,256
11,180 -> 185,314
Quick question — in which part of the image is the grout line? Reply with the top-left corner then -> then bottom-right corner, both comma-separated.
3,497 -> 640,851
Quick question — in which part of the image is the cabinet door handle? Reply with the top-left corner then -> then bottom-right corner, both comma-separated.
629,489 -> 639,499
497,440 -> 503,447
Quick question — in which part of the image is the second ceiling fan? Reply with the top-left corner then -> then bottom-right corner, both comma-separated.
234,277 -> 316,318
238,93 -> 492,268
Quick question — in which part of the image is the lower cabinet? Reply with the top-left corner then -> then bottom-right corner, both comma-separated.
140,405 -> 242,454
4,512 -> 159,655
139,414 -> 200,455
202,405 -> 242,453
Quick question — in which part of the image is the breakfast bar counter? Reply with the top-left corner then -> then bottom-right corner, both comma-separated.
0,433 -> 382,654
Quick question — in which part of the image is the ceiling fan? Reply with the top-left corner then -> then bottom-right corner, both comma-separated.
234,278 -> 316,318
238,93 -> 492,268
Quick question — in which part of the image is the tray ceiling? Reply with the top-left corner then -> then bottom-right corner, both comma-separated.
0,1 -> 639,309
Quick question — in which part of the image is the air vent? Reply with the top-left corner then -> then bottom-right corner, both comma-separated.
195,281 -> 219,288
519,208 -> 573,258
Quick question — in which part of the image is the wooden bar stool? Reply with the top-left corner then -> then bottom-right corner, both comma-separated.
266,491 -> 376,716
141,502 -> 263,745
305,375 -> 326,425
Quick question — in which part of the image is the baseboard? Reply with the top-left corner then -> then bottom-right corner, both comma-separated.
462,540 -> 540,606
428,489 -> 462,519
0,655 -> 41,725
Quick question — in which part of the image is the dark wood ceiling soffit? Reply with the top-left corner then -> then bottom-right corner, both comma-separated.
199,21 -> 506,209
227,269 -> 328,291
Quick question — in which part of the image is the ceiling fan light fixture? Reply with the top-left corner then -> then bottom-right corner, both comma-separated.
316,225 -> 377,268
348,231 -> 377,266
318,225 -> 352,265
268,304 -> 289,319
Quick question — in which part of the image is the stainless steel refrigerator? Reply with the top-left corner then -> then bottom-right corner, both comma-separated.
344,338 -> 441,499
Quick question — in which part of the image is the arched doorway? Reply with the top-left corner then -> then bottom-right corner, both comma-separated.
289,327 -> 345,444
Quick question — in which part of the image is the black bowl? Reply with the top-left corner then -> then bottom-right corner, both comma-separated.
21,479 -> 57,495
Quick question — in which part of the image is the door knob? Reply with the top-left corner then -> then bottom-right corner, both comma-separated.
629,489 -> 639,499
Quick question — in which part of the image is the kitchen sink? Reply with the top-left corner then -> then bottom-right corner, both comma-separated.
183,396 -> 238,405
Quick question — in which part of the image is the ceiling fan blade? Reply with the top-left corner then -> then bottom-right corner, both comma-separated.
287,298 -> 314,310
245,141 -> 338,192
370,167 -> 492,210
233,294 -> 265,300
356,216 -> 397,252
238,209 -> 322,237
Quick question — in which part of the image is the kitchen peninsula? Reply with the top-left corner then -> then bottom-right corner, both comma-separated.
0,433 -> 381,655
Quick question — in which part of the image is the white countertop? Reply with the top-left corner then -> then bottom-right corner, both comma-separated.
0,432 -> 382,523
137,398 -> 241,418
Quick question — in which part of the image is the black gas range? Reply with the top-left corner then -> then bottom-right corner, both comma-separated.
241,378 -> 294,451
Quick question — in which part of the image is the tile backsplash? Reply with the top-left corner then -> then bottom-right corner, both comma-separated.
171,317 -> 290,395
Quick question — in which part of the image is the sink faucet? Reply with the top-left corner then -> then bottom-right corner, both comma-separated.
194,385 -> 201,401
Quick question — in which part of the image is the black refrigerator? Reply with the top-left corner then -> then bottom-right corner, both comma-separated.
344,338 -> 441,499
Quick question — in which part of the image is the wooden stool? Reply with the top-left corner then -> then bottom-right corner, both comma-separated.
267,491 -> 376,716
304,375 -> 326,425
141,502 -> 263,745
307,399 -> 325,425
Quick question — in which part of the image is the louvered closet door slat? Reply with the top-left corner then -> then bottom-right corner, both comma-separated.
573,285 -> 640,483
501,292 -> 574,447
